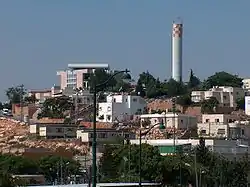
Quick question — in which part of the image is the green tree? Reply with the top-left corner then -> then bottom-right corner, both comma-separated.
236,97 -> 245,110
89,69 -> 117,92
24,94 -> 37,104
0,154 -> 39,175
99,144 -> 163,183
38,155 -> 81,183
38,96 -> 73,119
165,79 -> 187,97
176,94 -> 192,106
201,97 -> 219,114
202,71 -> 243,90
188,69 -> 201,89
6,85 -> 26,104
135,79 -> 146,97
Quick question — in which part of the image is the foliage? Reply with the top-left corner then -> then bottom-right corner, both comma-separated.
176,94 -> 192,106
6,85 -> 26,104
99,144 -> 163,183
236,97 -> 245,110
38,96 -> 73,119
99,139 -> 250,186
201,97 -> 219,114
135,72 -> 187,98
24,94 -> 37,104
0,154 -> 81,185
188,69 -> 201,89
38,155 -> 80,183
202,71 -> 243,90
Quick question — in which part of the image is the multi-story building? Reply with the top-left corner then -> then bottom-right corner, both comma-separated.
57,69 -> 95,90
77,128 -> 135,143
197,114 -> 250,139
191,86 -> 244,107
97,94 -> 147,122
140,113 -> 197,130
30,123 -> 78,139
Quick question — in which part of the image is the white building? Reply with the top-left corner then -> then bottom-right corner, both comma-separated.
191,86 -> 244,108
197,114 -> 250,139
97,94 -> 146,122
245,96 -> 250,115
242,78 -> 250,90
140,113 -> 197,130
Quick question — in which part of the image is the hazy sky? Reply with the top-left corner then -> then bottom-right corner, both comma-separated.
0,1 -> 249,101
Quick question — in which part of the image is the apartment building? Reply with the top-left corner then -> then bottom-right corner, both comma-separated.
191,86 -> 244,107
197,114 -> 250,139
97,94 -> 147,122
140,113 -> 197,130
57,69 -> 95,90
77,128 -> 135,144
30,123 -> 78,139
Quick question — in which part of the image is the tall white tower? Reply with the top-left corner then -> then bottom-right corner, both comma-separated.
172,20 -> 183,82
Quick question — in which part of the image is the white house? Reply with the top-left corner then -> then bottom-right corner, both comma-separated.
191,86 -> 244,107
140,113 -> 197,130
97,94 -> 146,122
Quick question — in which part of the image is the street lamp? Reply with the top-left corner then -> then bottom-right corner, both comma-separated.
92,69 -> 130,187
139,121 -> 165,187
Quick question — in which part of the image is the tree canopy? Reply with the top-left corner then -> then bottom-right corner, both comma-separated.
38,96 -> 73,119
0,154 -> 81,185
99,139 -> 250,186
202,71 -> 243,90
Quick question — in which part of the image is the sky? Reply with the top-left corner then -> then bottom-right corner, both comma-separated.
0,1 -> 249,101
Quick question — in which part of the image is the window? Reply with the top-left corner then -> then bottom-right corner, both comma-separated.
124,134 -> 130,138
113,98 -> 116,102
99,107 -> 102,111
99,133 -> 107,138
107,115 -> 111,121
180,119 -> 183,123
201,130 -> 206,134
217,129 -> 225,134
125,99 -> 128,102
223,96 -> 227,99
56,128 -> 63,133
205,119 -> 210,123
215,119 -> 220,123
132,98 -> 137,102
242,129 -> 245,135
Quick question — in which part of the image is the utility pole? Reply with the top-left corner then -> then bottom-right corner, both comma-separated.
172,97 -> 176,153
20,85 -> 24,122
75,89 -> 79,124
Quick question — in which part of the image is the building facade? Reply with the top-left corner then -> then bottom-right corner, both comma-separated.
57,69 -> 95,90
77,128 -> 135,143
140,113 -> 197,130
30,123 -> 77,139
97,94 -> 147,122
197,114 -> 250,139
191,86 -> 244,108
28,85 -> 61,103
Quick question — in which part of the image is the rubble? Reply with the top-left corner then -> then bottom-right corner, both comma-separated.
0,117 -> 88,155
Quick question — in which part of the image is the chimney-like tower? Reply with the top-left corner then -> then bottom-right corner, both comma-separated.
172,19 -> 183,82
